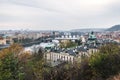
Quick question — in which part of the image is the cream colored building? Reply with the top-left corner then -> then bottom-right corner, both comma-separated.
45,52 -> 75,62
45,48 -> 99,63
0,39 -> 6,45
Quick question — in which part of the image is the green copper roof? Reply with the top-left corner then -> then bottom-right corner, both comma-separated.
88,32 -> 96,39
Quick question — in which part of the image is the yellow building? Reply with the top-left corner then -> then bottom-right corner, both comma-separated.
0,38 -> 6,45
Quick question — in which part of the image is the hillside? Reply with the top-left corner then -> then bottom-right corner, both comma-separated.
107,25 -> 120,31
71,28 -> 106,32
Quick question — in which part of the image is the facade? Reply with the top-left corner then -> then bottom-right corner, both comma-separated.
0,38 -> 6,45
45,47 -> 99,64
46,52 -> 75,62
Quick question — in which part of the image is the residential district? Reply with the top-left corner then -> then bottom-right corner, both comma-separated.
0,29 -> 120,67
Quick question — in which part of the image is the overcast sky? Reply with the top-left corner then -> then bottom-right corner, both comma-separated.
0,0 -> 120,30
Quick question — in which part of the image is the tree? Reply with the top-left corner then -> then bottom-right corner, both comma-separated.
60,40 -> 78,48
89,44 -> 120,79
23,48 -> 45,80
0,44 -> 25,80
99,43 -> 120,54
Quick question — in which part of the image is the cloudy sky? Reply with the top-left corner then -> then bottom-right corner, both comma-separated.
0,0 -> 120,30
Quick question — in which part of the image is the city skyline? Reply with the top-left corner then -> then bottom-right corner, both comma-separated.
0,0 -> 120,30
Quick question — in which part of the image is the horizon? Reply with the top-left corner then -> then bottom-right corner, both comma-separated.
0,0 -> 120,30
0,27 -> 108,31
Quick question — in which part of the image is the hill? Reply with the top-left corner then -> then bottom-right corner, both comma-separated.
107,25 -> 120,31
71,28 -> 106,32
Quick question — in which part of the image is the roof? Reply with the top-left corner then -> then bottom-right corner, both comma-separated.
67,50 -> 76,56
40,42 -> 55,48
76,47 -> 88,52
88,32 -> 96,40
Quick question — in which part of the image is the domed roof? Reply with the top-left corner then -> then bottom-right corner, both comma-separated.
88,31 -> 96,40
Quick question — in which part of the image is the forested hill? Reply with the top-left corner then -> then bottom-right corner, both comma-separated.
107,25 -> 120,31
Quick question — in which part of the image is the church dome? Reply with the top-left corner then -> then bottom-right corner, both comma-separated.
88,31 -> 96,40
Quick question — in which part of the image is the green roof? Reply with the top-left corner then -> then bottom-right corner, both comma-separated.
88,32 -> 96,40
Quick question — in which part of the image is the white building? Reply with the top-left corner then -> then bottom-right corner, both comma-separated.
40,42 -> 55,49
46,52 -> 75,62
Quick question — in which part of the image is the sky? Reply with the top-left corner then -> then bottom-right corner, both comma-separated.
0,0 -> 120,30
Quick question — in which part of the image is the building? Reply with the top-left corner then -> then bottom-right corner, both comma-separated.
46,52 -> 74,62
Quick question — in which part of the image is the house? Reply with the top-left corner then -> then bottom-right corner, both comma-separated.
0,35 -> 6,45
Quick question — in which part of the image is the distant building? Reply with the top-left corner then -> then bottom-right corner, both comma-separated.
86,31 -> 97,47
40,42 -> 55,49
55,34 -> 80,40
80,35 -> 86,46
0,38 -> 6,45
